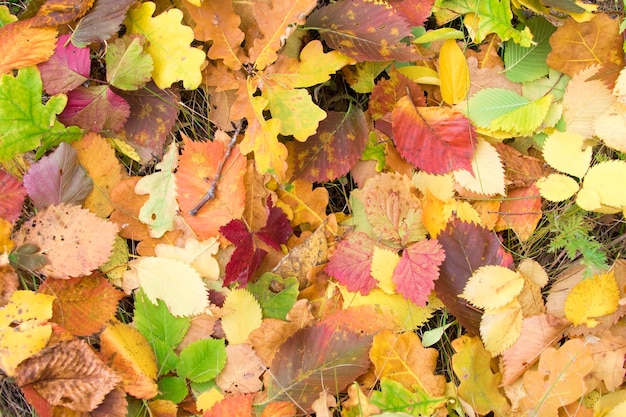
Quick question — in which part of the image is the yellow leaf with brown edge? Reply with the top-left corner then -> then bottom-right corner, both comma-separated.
369,329 -> 446,396
100,319 -> 158,399
0,20 -> 58,74
564,271 -> 620,328
439,39 -> 469,105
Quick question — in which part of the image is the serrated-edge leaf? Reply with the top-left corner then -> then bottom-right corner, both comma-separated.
536,174 -> 580,202
461,265 -> 524,309
489,94 -> 552,135
465,88 -> 529,128
504,17 -> 556,83
177,338 -> 227,383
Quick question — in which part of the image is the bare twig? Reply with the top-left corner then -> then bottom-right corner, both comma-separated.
189,126 -> 241,216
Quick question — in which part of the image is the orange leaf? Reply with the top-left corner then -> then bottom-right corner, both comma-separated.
204,393 -> 253,417
12,203 -> 118,278
495,183 -> 542,242
177,132 -> 246,240
259,401 -> 297,417
38,274 -> 124,337
0,20 -> 58,74
15,339 -> 121,412
275,179 -> 328,232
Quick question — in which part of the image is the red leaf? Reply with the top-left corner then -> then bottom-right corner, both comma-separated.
220,219 -> 267,286
23,143 -> 92,209
204,393 -> 253,417
369,68 -> 425,120
264,322 -> 372,413
325,232 -> 377,295
0,169 -> 26,223
59,86 -> 130,132
435,218 -> 514,333
388,0 -> 435,27
39,34 -> 90,95
392,96 -> 477,174
256,197 -> 293,250
393,239 -> 446,306
307,0 -> 419,62
286,108 -> 369,182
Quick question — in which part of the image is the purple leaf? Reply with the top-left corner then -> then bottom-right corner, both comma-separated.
39,34 -> 90,95
59,86 -> 130,132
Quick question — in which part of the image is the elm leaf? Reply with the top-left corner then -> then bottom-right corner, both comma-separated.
177,338 -> 226,383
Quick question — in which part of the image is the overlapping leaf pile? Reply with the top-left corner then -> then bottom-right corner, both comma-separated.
1,0 -> 626,415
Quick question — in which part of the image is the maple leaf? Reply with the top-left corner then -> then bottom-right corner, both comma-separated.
59,85 -> 130,132
0,169 -> 27,223
263,322 -> 373,413
325,231 -> 377,295
23,142 -> 93,209
392,96 -> 477,174
69,0 -> 136,47
0,19 -> 58,74
38,274 -> 124,337
12,203 -> 118,278
0,66 -> 83,161
124,1 -> 206,89
393,239 -> 446,307
307,0 -> 419,62
15,339 -> 121,412
215,344 -> 265,394
38,34 -> 90,95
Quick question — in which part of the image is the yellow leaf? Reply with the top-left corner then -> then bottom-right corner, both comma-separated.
100,235 -> 129,288
100,319 -> 158,399
542,131 -> 592,178
221,288 -> 262,344
442,200 -> 482,225
107,137 -> 141,162
421,190 -> 448,238
564,271 -> 620,327
594,103 -> 626,152
370,329 -> 446,395
536,173 -> 579,202
370,246 -> 399,294
480,299 -> 523,356
461,265 -> 524,309
125,2 -> 205,89
439,39 -> 469,105
577,160 -> 626,212
413,171 -> 455,201
343,61 -> 390,93
155,237 -> 220,281
396,65 -> 440,85
517,258 -> 549,288
453,140 -> 505,196
263,85 -> 326,141
0,218 -> 13,253
196,387 -> 224,413
0,290 -> 54,327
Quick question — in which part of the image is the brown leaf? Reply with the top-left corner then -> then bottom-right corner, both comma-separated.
33,0 -> 94,26
38,275 -> 125,337
495,142 -> 553,188
215,344 -> 266,394
15,339 -> 121,412
0,264 -> 18,307
587,329 -> 626,391
12,204 -> 118,278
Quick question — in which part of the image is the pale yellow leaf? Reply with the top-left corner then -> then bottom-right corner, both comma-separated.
578,160 -> 626,212
453,140 -> 505,195
564,271 -> 620,327
221,288 -> 262,344
461,265 -> 524,309
370,246 -> 400,294
517,258 -> 548,288
542,131 -> 591,178
155,237 -> 220,280
594,102 -> 626,152
412,171 -> 455,201
442,200 -> 482,225
396,65 -> 440,85
536,173 -> 579,202
480,299 -> 523,356
439,39 -> 469,105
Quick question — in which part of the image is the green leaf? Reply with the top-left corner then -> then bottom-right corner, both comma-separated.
0,66 -> 82,161
156,376 -> 188,404
522,69 -> 570,101
134,288 -> 191,350
370,378 -> 447,416
177,338 -> 227,383
489,94 -> 553,135
504,17 -> 556,83
413,28 -> 464,44
247,272 -> 299,320
106,34 -> 154,90
264,86 -> 327,141
151,336 -> 179,376
362,132 -> 386,172
464,88 -> 529,128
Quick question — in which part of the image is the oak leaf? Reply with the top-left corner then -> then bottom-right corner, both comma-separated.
0,20 -> 58,74
0,169 -> 27,223
275,179 -> 329,231
15,339 -> 121,412
38,34 -> 90,95
12,203 -> 118,278
215,344 -> 265,394
564,271 -> 619,328
264,85 -> 326,141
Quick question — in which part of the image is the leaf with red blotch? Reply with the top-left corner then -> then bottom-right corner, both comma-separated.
435,218 -> 514,334
118,82 -> 180,163
263,322 -> 373,413
307,0 -> 419,62
369,68 -> 426,120
39,34 -> 90,95
325,232 -> 377,295
23,142 -> 93,209
220,219 -> 267,287
392,96 -> 477,174
70,0 -> 136,48
388,0 -> 435,26
0,169 -> 26,223
38,274 -> 125,337
393,239 -> 446,306
286,107 -> 369,182
204,393 -> 254,417
59,86 -> 130,132
256,197 -> 293,251
177,132 -> 246,240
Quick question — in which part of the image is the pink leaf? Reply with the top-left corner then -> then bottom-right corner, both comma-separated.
0,169 -> 27,223
39,34 -> 90,95
388,0 -> 435,27
393,239 -> 446,306
59,86 -> 130,132
23,143 -> 92,209
325,232 -> 377,295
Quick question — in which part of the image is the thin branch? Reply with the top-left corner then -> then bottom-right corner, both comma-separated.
189,126 -> 241,216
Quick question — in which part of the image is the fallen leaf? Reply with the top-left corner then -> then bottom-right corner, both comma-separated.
215,344 -> 265,394
204,393 -> 253,417
0,169 -> 26,223
564,271 -> 620,327
58,85 -> 130,132
480,299 -> 523,355
38,34 -> 90,95
325,231 -> 377,295
177,338 -> 226,383
0,20 -> 58,74
70,0 -> 136,47
220,288 -> 263,344
276,179 -> 328,231
461,265 -> 524,310
393,239 -> 446,306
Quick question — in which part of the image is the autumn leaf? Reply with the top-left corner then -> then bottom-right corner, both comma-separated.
177,338 -> 226,383
393,239 -> 445,306
453,140 -> 505,196
70,0 -> 136,47
12,203 -> 118,278
247,273 -> 299,320
124,1 -> 205,89
155,237 -> 220,281
0,169 -> 27,223
495,184 -> 543,242
325,231 -> 377,295
106,34 -> 154,91
480,299 -> 523,355
264,85 -> 326,141
577,160 -> 626,213
215,344 -> 265,394
370,378 -> 447,416
0,20 -> 58,74
39,34 -> 90,95
536,173 -> 580,202
58,85 -> 130,132
461,265 -> 524,310
371,246 -> 400,294
15,339 -> 121,412
275,179 -> 329,231
204,393 -> 254,417
220,288 -> 263,344
392,96 -> 477,174
564,271 -> 620,327
439,39 -> 469,104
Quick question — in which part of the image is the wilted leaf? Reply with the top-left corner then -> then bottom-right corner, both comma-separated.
70,0 -> 136,47
23,142 -> 92,209
177,338 -> 226,383
13,203 -> 118,278
392,96 -> 477,174
221,288 -> 263,344
38,274 -> 124,337
393,239 -> 446,306
15,339 -> 121,412
124,1 -> 206,89
325,231 -> 377,295
263,322 -> 373,413
215,344 -> 265,394
39,34 -> 90,95
0,20 -> 57,74
0,169 -> 26,223
32,0 -> 93,26
58,85 -> 130,132
564,271 -> 620,327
